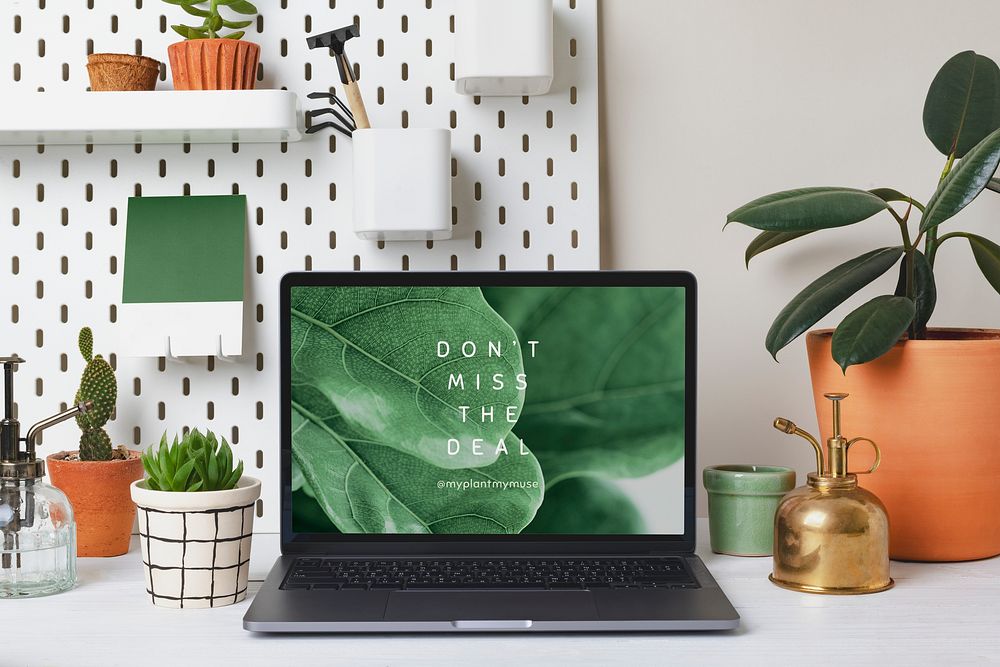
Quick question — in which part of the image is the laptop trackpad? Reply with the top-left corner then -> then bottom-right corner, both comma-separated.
385,591 -> 598,622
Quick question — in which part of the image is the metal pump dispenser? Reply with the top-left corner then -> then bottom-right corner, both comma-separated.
1,356 -> 90,597
770,393 -> 893,595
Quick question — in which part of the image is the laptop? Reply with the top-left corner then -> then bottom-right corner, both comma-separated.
243,271 -> 739,633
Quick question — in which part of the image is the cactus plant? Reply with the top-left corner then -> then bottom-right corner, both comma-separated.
74,327 -> 118,461
141,429 -> 244,492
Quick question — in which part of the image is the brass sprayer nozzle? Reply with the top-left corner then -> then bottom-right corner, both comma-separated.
773,417 -> 825,476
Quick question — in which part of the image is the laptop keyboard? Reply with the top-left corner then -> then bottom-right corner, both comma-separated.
281,557 -> 699,591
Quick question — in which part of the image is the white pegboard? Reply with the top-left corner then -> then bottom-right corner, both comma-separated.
0,0 -> 600,532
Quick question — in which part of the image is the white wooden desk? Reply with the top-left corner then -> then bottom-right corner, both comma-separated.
8,519 -> 998,666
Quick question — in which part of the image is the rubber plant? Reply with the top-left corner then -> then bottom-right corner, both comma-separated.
727,51 -> 1000,371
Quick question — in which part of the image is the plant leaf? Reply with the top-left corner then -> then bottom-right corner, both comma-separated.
226,0 -> 258,15
766,247 -> 906,359
924,51 -> 1000,159
292,401 -> 543,534
290,287 -> 526,470
221,19 -> 253,29
968,234 -> 1000,296
181,4 -> 210,18
727,188 -> 889,233
524,477 -> 646,535
921,128 -> 1000,233
832,296 -> 916,372
171,25 -> 204,39
894,251 -> 937,332
223,31 -> 246,40
745,230 -> 813,268
482,287 -> 687,485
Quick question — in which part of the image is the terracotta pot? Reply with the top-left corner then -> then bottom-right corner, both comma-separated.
87,53 -> 162,91
167,39 -> 260,90
806,329 -> 1000,562
46,450 -> 145,558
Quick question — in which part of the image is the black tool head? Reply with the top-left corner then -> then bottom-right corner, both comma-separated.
306,24 -> 360,55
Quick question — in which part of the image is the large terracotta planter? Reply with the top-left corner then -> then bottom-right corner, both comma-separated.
167,39 -> 260,90
46,450 -> 145,558
807,329 -> 1000,562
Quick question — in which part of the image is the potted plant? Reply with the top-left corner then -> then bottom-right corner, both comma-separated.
87,53 -> 163,91
47,328 -> 144,557
726,50 -> 1000,563
131,429 -> 260,609
164,0 -> 260,91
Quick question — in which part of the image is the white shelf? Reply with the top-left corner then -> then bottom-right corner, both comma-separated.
0,90 -> 304,146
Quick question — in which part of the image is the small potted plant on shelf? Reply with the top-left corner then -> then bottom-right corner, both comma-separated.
47,328 -> 144,557
164,0 -> 261,91
726,50 -> 1000,563
87,53 -> 163,91
131,429 -> 260,609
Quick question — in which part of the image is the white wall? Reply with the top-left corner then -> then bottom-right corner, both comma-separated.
599,0 -> 1000,515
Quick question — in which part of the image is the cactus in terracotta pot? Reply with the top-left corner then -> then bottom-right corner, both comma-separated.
74,327 -> 118,462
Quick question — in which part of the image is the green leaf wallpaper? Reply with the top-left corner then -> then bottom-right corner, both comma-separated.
291,286 -> 686,535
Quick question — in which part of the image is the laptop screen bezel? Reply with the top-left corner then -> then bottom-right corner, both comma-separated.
280,272 -> 697,555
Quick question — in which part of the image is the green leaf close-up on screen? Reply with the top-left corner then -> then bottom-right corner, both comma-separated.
293,388 -> 543,534
525,477 -> 647,535
483,287 -> 687,487
290,286 -> 525,470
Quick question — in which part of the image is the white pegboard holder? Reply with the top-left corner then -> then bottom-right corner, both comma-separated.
0,0 -> 601,533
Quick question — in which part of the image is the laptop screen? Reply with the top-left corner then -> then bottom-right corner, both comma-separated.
289,284 -> 687,537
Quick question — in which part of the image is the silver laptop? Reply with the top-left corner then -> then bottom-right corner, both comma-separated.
243,272 -> 739,633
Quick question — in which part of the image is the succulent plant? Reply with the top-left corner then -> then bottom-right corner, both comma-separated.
164,0 -> 259,41
74,327 -> 117,462
141,429 -> 244,493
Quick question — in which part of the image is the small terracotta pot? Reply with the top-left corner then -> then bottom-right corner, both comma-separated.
167,39 -> 260,91
87,53 -> 162,91
807,329 -> 1000,562
47,450 -> 145,558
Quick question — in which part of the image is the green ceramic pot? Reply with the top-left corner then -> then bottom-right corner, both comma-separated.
704,465 -> 796,557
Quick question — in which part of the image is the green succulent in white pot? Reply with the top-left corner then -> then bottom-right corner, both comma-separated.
130,430 -> 260,609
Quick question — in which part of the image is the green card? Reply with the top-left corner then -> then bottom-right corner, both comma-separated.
123,195 -> 246,305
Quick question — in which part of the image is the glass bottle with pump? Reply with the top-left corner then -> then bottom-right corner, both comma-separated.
1,356 -> 91,598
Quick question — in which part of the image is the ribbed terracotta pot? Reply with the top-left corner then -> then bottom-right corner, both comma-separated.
807,329 -> 1000,562
47,450 -> 145,558
167,39 -> 260,90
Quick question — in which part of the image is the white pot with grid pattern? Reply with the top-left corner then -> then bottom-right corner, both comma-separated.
130,478 -> 261,609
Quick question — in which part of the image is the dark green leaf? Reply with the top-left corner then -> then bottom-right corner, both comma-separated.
766,247 -> 905,359
968,234 -> 1000,296
921,128 -> 1000,233
894,251 -> 936,332
524,477 -> 646,535
727,188 -> 889,233
924,51 -> 1000,159
745,230 -> 813,268
870,188 -> 914,204
483,287 -> 686,485
832,296 -> 916,372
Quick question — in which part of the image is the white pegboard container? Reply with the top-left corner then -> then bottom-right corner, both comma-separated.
353,128 -> 452,242
456,0 -> 554,97
0,0 -> 600,533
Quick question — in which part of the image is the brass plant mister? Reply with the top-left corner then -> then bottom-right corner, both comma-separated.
770,393 -> 893,595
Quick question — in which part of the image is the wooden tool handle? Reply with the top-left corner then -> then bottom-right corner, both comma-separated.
344,81 -> 371,130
